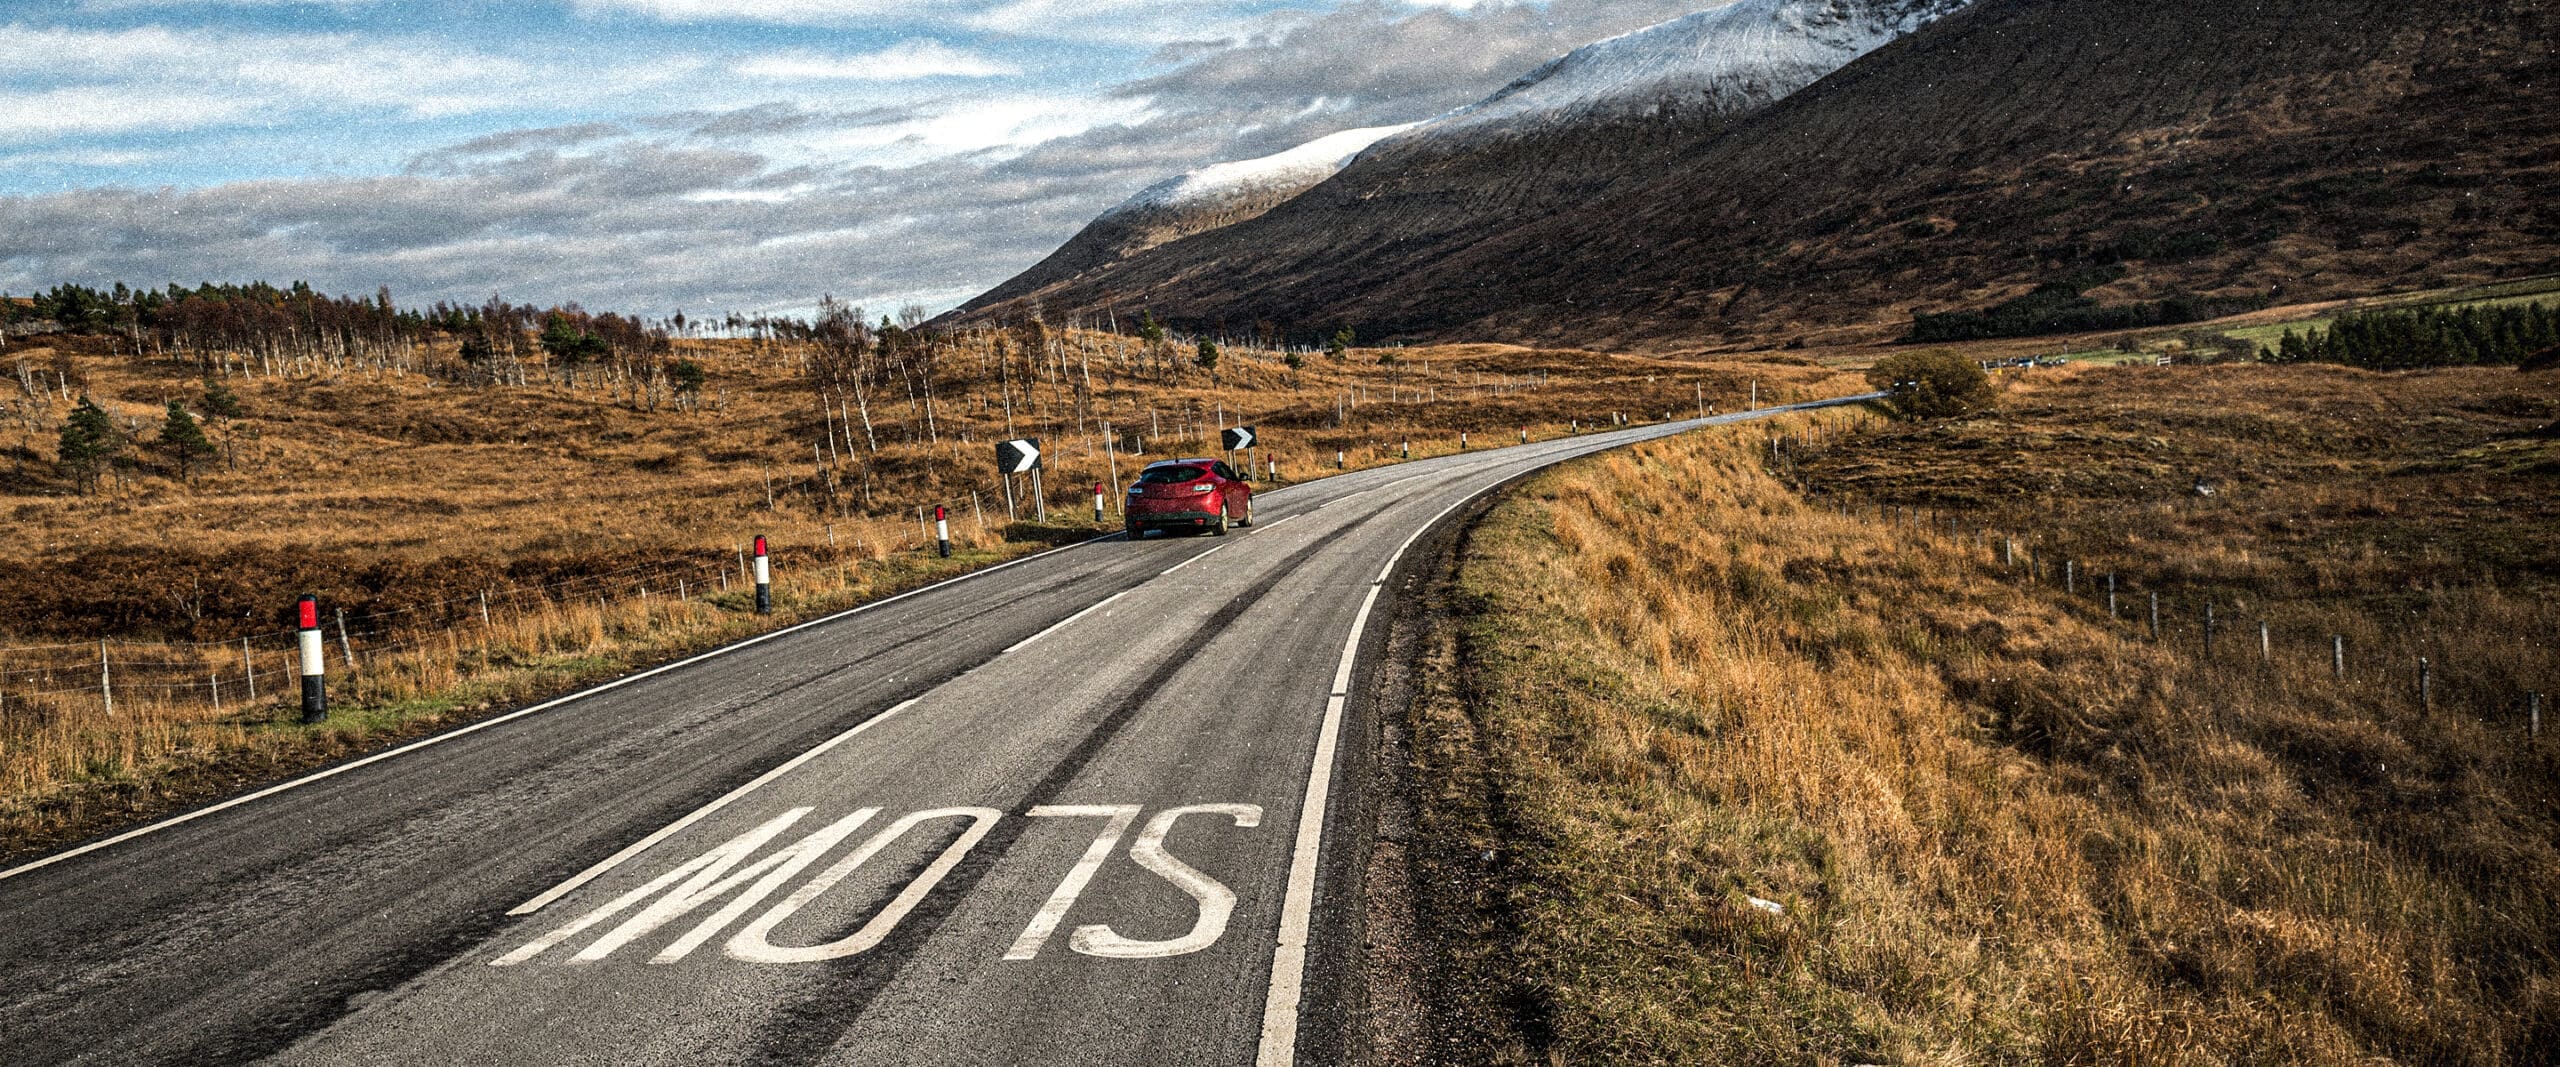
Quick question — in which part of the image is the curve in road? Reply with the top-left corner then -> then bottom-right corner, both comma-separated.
0,395 -> 1877,1067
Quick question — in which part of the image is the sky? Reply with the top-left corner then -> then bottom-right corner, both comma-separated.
0,0 -> 1712,320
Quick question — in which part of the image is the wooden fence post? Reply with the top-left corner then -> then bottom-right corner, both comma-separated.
2334,635 -> 2346,681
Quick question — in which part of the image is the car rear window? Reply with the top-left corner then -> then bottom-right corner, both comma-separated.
1139,465 -> 1209,485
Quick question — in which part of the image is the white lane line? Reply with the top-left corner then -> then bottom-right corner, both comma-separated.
1005,590 -> 1133,654
0,534 -> 1106,886
1258,584 -> 1379,1067
1252,515 -> 1298,532
1258,398 -> 1885,1062
1161,545 -> 1229,577
507,697 -> 921,915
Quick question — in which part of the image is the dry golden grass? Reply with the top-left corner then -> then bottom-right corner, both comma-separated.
0,326 -> 1856,857
1430,364 -> 2560,1064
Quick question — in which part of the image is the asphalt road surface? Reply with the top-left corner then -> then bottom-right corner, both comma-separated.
0,396 -> 1875,1067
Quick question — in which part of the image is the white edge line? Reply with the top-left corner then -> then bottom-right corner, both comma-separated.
0,534 -> 1109,885
1257,586 -> 1376,1067
507,697 -> 919,915
1257,393 -> 1882,1064
1160,544 -> 1228,577
1005,589 -> 1132,654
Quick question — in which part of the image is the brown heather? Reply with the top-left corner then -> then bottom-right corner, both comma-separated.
1427,363 -> 2559,1063
0,327 -> 1852,858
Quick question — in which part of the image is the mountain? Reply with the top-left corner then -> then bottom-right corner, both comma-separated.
964,124 -> 1416,313
1422,0 -> 1961,145
962,0 -> 2560,350
958,0 -> 1971,324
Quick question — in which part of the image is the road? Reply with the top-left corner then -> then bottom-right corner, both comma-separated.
0,396 -> 1872,1067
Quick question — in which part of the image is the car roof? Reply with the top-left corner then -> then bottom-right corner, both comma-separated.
1144,458 -> 1220,468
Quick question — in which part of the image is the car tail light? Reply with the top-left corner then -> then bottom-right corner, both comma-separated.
1190,484 -> 1214,494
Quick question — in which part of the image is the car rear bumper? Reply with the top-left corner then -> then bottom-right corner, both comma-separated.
1128,510 -> 1221,527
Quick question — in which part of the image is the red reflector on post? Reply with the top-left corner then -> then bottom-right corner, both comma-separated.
753,536 -> 768,557
297,596 -> 319,630
935,506 -> 947,521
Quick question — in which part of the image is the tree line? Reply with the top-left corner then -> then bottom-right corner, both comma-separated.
2263,300 -> 2558,369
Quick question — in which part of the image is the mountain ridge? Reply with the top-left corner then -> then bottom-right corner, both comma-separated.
962,0 -> 2559,350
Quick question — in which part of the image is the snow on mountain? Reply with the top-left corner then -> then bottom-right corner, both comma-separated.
1099,123 -> 1422,223
1414,0 -> 1971,143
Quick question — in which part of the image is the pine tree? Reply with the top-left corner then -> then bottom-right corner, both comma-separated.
1194,338 -> 1220,380
200,379 -> 242,420
57,396 -> 118,493
1327,326 -> 1354,360
156,399 -> 215,482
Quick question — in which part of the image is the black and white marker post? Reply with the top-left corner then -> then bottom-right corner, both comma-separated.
296,595 -> 327,724
935,506 -> 952,558
1092,483 -> 1105,523
752,535 -> 773,614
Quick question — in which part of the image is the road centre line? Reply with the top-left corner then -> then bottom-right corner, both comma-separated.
2,401 -> 1875,893
509,697 -> 922,916
0,533 -> 1107,886
1005,590 -> 1133,654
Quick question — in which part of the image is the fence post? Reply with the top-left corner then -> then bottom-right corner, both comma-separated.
2005,539 -> 2016,569
2259,621 -> 2271,664
244,637 -> 256,701
2532,692 -> 2542,744
297,595 -> 327,724
2334,635 -> 2346,681
753,536 -> 773,614
335,608 -> 355,669
2150,593 -> 2161,641
2106,574 -> 2118,618
99,639 -> 113,718
2205,603 -> 2216,654
2066,560 -> 2077,596
480,590 -> 491,627
2419,657 -> 2432,710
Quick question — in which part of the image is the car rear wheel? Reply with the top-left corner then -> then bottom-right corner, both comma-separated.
1235,499 -> 1253,527
1210,504 -> 1230,537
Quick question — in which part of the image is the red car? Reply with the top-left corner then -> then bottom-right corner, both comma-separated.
1126,458 -> 1253,538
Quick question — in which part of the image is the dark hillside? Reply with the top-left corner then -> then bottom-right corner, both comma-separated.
964,0 -> 2559,350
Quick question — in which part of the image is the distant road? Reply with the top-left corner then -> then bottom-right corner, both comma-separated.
0,394 -> 1879,1066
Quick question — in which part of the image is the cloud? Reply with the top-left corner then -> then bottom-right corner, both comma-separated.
2,0 -> 1737,316
0,24 -> 701,142
738,40 -> 1019,81
567,0 -> 936,25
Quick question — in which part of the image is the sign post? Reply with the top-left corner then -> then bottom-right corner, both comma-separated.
1221,426 -> 1257,481
997,439 -> 1044,523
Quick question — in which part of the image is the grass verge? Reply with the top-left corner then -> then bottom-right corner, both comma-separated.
1424,365 -> 2558,1063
